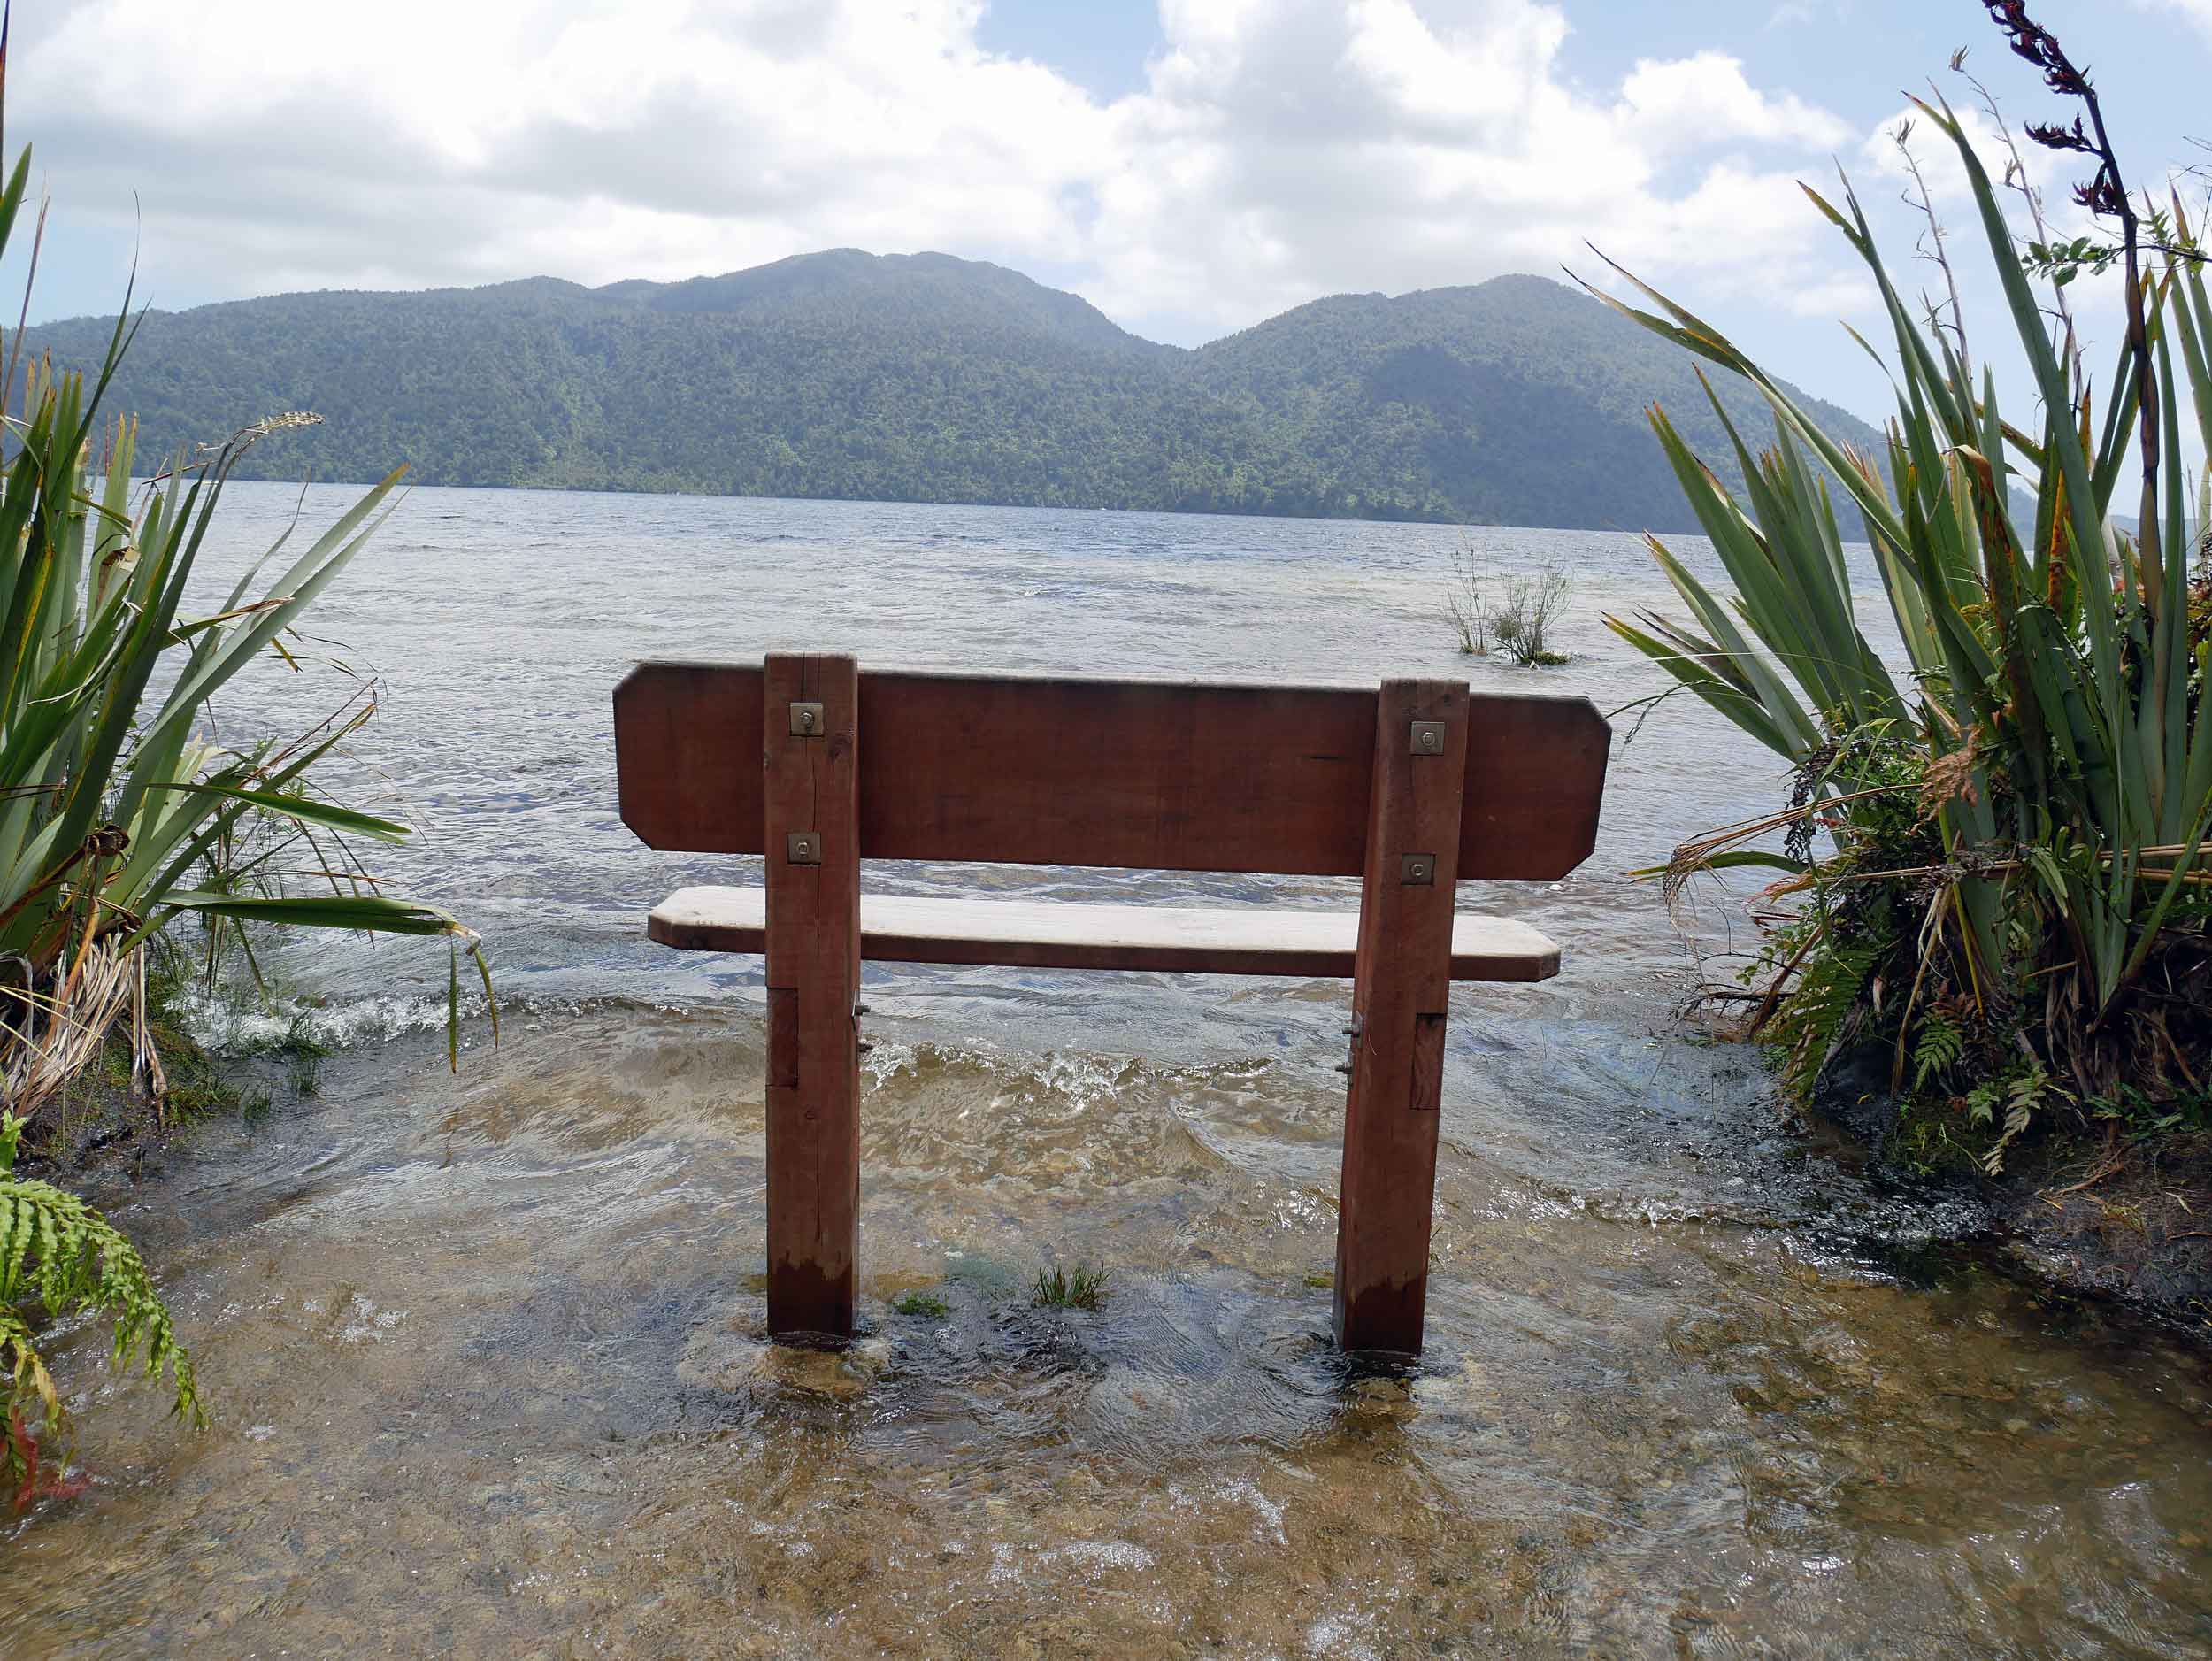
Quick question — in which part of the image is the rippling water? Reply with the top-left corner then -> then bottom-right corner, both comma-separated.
8,486 -> 2210,1657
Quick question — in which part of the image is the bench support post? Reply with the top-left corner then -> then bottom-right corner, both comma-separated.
762,651 -> 862,1340
1333,679 -> 1469,1355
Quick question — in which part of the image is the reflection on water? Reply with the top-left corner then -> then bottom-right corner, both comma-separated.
7,488 -> 2212,1657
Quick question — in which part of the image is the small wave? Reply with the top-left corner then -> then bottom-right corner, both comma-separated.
169,987 -> 495,1054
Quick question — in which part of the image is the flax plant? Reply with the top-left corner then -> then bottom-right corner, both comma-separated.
1588,44 -> 2211,1168
0,96 -> 490,1488
0,167 -> 493,1107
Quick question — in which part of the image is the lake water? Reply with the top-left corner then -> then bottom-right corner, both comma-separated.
8,484 -> 2210,1657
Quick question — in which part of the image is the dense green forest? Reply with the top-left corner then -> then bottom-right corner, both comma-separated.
24,250 -> 1880,531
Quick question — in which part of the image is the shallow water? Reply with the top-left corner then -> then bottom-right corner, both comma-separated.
9,488 -> 2212,1657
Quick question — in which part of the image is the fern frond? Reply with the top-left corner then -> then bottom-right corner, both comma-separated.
1911,1014 -> 1966,1096
0,1172 -> 199,1427
1763,942 -> 1881,1096
0,1109 -> 200,1499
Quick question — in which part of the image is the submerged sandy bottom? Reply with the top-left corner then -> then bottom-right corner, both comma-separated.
7,1001 -> 2212,1659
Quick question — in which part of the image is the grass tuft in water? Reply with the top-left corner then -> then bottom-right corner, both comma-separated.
1033,1265 -> 1108,1311
237,1091 -> 277,1136
892,1290 -> 950,1319
236,1011 -> 334,1098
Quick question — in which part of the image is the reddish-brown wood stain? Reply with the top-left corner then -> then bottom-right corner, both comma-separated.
614,656 -> 1611,1355
616,662 -> 1606,879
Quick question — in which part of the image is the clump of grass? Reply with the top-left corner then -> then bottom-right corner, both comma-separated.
1444,534 -> 1494,656
251,1014 -> 331,1098
1033,1265 -> 1108,1311
1492,569 -> 1573,666
1303,1269 -> 1334,1290
892,1289 -> 950,1319
236,1090 -> 276,1138
1443,538 -> 1572,665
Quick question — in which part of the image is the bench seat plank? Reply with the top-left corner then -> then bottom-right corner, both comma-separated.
647,886 -> 1560,982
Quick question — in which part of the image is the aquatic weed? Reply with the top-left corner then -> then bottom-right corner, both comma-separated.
1033,1265 -> 1109,1311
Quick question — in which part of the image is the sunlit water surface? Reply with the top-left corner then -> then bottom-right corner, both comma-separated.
7,487 -> 2210,1658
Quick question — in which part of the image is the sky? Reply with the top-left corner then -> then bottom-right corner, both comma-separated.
10,0 -> 2212,428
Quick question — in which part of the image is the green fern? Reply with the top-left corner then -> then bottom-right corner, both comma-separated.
1763,940 -> 1880,1099
0,1111 -> 200,1501
1982,1065 -> 2062,1185
1966,1064 -> 2061,1176
1911,1014 -> 1966,1096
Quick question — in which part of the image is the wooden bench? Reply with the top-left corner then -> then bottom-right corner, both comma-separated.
615,653 -> 1609,1355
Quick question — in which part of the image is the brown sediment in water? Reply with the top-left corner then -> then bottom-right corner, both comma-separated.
4,1003 -> 2211,1657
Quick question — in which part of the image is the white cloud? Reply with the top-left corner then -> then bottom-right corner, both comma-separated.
1859,101 -> 2065,207
2136,0 -> 2212,42
19,0 -> 1858,342
1617,52 -> 1849,153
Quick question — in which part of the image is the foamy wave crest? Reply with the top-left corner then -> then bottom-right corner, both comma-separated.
169,988 -> 498,1055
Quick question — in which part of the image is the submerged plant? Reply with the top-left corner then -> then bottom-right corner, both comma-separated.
1444,534 -> 1494,655
1589,12 -> 2212,1172
1492,567 -> 1573,666
1443,538 -> 1572,666
1033,1264 -> 1109,1311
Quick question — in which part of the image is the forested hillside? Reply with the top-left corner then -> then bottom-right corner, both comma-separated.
24,251 -> 1882,532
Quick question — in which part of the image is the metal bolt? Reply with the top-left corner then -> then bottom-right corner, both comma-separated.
854,1004 -> 872,1017
1333,1062 -> 1355,1076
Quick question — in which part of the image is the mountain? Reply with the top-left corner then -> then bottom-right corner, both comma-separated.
21,253 -> 1883,533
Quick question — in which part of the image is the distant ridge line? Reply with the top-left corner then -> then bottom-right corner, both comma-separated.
23,253 -> 1885,535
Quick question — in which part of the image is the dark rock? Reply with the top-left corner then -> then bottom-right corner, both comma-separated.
1809,1041 -> 1898,1151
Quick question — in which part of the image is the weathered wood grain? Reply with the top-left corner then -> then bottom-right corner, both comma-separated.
1334,679 -> 1468,1356
760,653 -> 862,1341
614,662 -> 1607,880
648,888 -> 1560,981
613,661 -> 765,856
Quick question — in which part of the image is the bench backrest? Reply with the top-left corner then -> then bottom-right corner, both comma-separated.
615,661 -> 1609,880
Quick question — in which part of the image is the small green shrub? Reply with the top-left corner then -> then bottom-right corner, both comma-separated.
1494,569 -> 1573,666
1444,542 -> 1572,665
0,72 -> 491,1500
892,1289 -> 950,1318
1033,1265 -> 1109,1311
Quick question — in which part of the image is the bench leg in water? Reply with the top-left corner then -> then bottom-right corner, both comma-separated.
763,651 -> 863,1340
1333,679 -> 1470,1356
